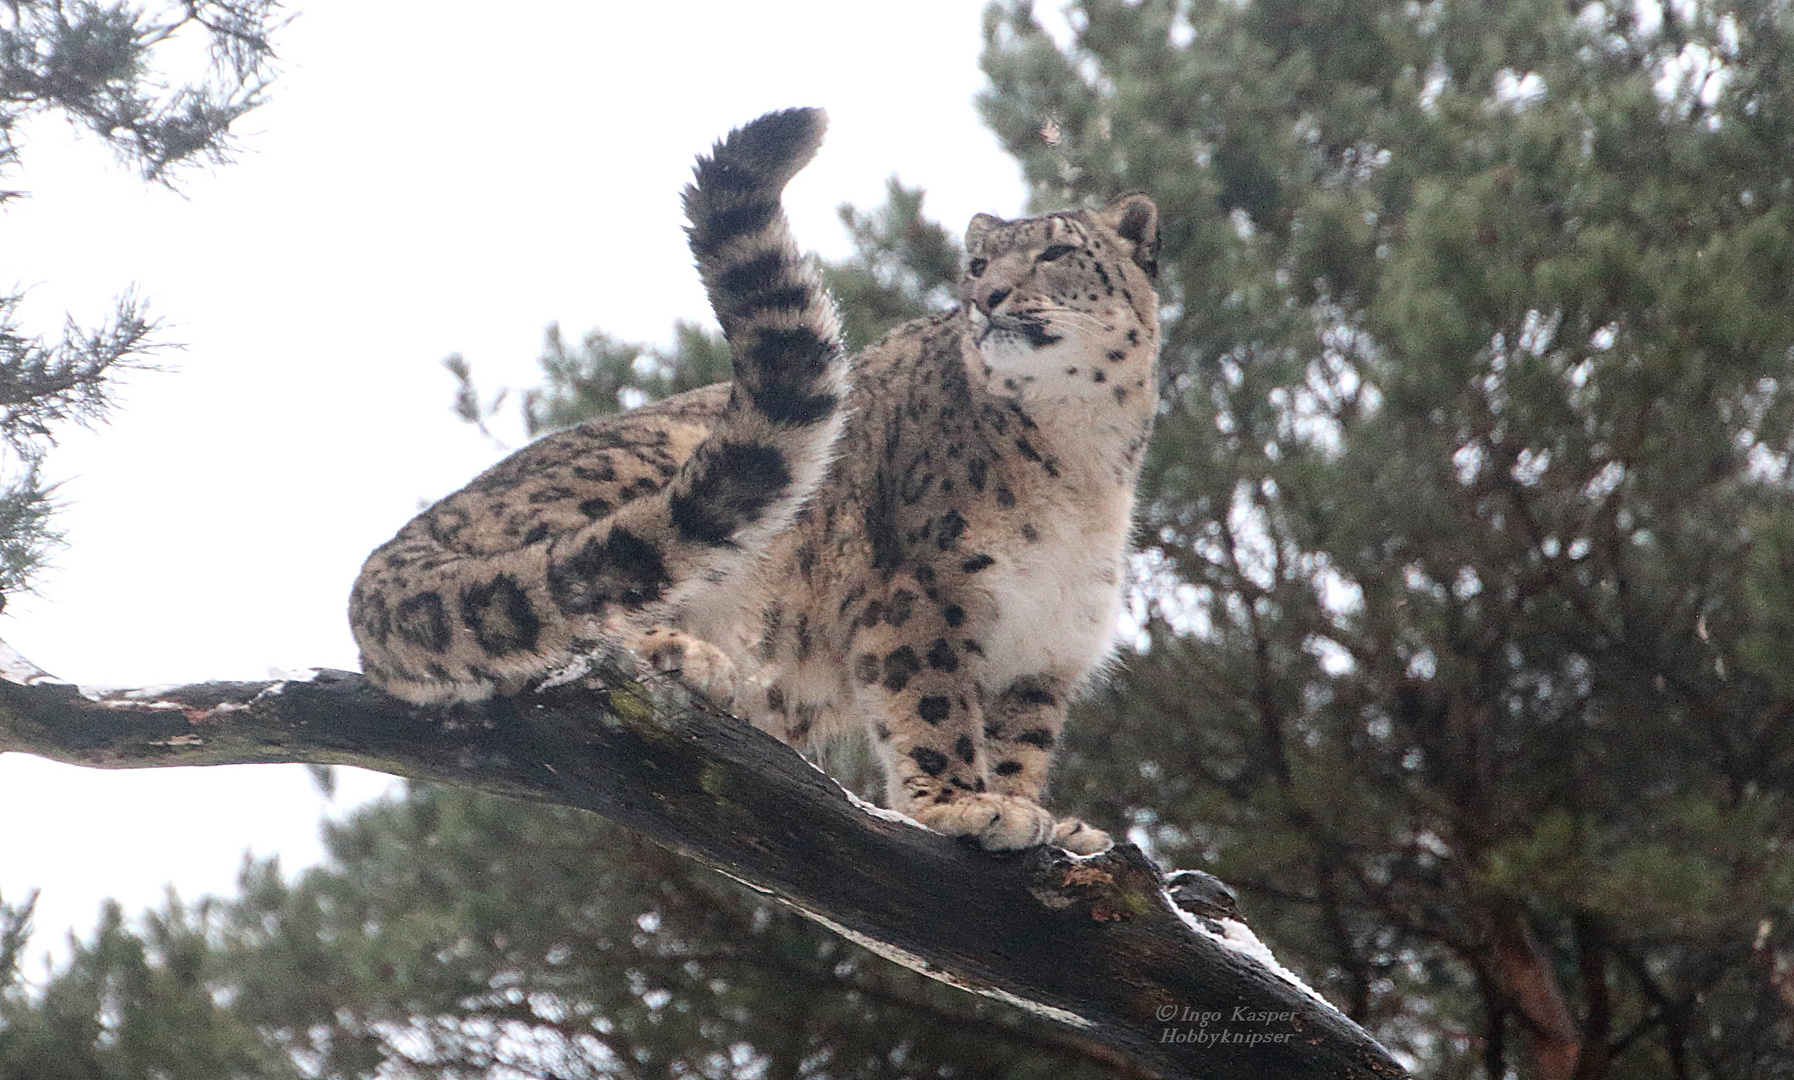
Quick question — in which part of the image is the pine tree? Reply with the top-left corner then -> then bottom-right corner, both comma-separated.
979,1 -> 1794,1076
0,892 -> 304,1079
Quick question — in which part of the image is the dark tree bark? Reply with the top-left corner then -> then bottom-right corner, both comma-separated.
0,642 -> 1408,1080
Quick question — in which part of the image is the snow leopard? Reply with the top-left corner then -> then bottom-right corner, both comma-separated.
350,108 -> 1161,854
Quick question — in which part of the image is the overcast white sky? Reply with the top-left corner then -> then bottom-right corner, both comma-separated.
0,0 -> 1055,967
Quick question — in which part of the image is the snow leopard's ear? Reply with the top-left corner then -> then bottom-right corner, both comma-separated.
1093,193 -> 1159,278
965,213 -> 1005,257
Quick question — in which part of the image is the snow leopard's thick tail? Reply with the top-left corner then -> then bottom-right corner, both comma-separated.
350,109 -> 848,705
662,106 -> 849,553
543,108 -> 849,625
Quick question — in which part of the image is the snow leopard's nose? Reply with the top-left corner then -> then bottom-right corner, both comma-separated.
976,286 -> 1011,315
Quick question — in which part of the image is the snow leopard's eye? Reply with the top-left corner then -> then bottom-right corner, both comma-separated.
967,257 -> 989,277
1038,244 -> 1077,262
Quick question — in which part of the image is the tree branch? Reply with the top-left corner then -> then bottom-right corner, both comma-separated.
0,641 -> 1407,1080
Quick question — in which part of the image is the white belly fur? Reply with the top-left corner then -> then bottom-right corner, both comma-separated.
974,497 -> 1132,693
973,338 -> 1148,694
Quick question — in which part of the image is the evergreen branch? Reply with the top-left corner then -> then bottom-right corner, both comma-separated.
0,0 -> 282,182
0,641 -> 1408,1080
0,888 -> 36,996
0,291 -> 162,448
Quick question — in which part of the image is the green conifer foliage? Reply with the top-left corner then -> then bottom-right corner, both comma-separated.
0,893 -> 304,1079
982,1 -> 1794,1075
447,321 -> 734,443
823,178 -> 963,352
0,0 -> 282,596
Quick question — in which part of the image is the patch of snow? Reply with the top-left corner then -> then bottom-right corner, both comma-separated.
536,655 -> 599,691
264,667 -> 322,683
121,685 -> 188,700
0,640 -> 70,686
841,787 -> 928,830
1057,844 -> 1114,862
1167,890 -> 1340,1012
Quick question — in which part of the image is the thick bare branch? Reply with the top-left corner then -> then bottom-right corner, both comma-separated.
0,641 -> 1407,1080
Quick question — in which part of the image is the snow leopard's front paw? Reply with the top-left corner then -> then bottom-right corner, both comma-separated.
625,626 -> 740,711
913,793 -> 1056,851
1051,816 -> 1114,855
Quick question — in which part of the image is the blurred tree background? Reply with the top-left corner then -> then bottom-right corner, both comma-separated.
7,1 -> 1794,1077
